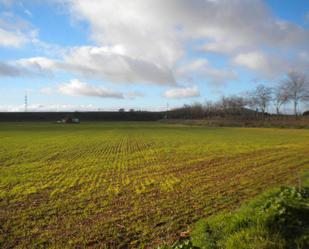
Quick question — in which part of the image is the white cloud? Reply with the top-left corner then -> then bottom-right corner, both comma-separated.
232,51 -> 293,77
0,61 -> 26,76
62,46 -> 176,85
62,0 -> 309,79
2,0 -> 309,86
16,57 -> 57,71
40,80 -> 146,100
164,85 -> 200,99
0,28 -> 27,47
66,0 -> 184,68
57,79 -> 124,99
0,57 -> 56,77
179,59 -> 210,72
11,46 -> 176,85
202,41 -> 242,54
233,52 -> 268,71
177,59 -> 238,85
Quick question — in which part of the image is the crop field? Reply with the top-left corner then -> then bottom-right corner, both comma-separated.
0,122 -> 308,248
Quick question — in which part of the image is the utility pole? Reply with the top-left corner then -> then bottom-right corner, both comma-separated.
166,102 -> 169,119
24,93 -> 28,112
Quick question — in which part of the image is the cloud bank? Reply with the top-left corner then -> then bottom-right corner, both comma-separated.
63,0 -> 309,78
1,0 -> 309,100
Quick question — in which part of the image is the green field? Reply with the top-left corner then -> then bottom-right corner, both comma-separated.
0,122 -> 308,248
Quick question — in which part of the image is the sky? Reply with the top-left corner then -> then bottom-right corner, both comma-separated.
0,0 -> 309,112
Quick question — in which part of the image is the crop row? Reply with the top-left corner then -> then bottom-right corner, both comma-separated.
0,124 -> 308,248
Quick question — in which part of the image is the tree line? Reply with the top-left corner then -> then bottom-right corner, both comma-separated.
170,71 -> 309,119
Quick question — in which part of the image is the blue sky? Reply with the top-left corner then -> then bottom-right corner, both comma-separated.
0,0 -> 309,112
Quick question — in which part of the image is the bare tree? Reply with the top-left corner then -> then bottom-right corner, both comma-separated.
273,85 -> 289,115
219,95 -> 247,114
248,84 -> 273,115
282,71 -> 309,116
190,102 -> 204,118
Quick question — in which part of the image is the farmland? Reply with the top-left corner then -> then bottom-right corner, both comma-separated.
0,122 -> 308,248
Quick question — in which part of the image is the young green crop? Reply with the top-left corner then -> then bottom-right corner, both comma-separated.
0,122 -> 308,248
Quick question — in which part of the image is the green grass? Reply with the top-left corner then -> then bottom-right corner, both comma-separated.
0,122 -> 308,248
162,184 -> 309,249
192,185 -> 309,249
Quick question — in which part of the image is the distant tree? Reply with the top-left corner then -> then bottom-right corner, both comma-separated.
190,102 -> 204,118
273,85 -> 289,115
282,71 -> 309,116
219,95 -> 247,114
203,100 -> 219,117
248,84 -> 273,115
118,108 -> 125,112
